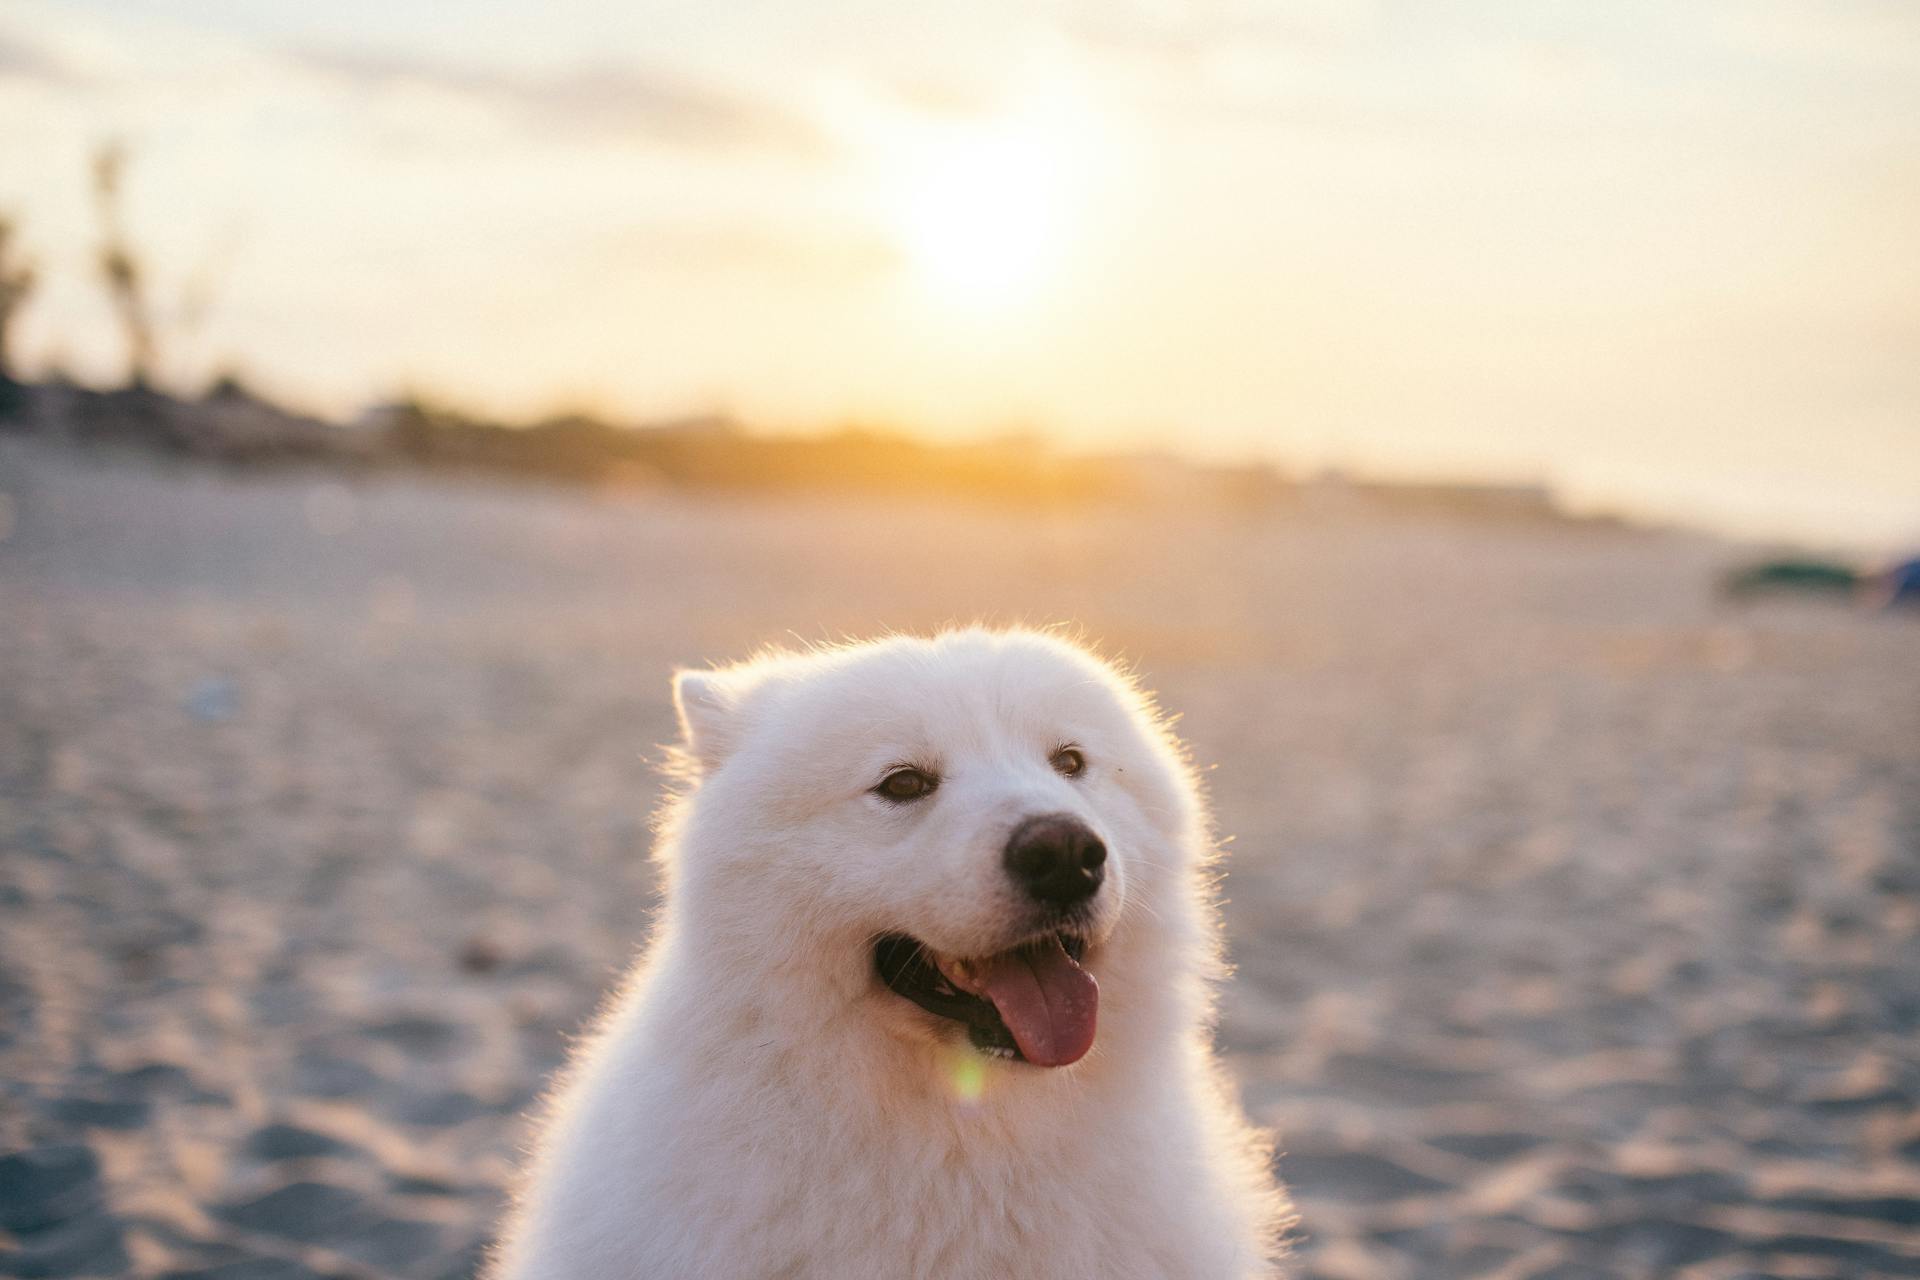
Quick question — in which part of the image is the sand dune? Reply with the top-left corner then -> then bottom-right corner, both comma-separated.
1,439 -> 1916,1278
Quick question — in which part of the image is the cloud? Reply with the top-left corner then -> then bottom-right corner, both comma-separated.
0,29 -> 81,84
1714,0 -> 1920,75
596,222 -> 901,281
285,46 -> 833,157
1063,0 -> 1382,63
876,76 -> 996,120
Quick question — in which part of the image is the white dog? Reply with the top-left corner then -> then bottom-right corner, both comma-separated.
491,629 -> 1291,1278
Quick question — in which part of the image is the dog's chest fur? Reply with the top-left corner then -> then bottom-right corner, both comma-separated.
500,964 -> 1276,1280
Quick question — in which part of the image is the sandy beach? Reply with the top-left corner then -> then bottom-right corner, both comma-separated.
2,438 -> 1917,1279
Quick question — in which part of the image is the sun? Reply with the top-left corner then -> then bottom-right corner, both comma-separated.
895,117 -> 1078,312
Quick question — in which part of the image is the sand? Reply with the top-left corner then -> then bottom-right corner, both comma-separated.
2,438 -> 1917,1279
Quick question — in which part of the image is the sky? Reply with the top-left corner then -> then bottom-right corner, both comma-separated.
1,0 -> 1917,548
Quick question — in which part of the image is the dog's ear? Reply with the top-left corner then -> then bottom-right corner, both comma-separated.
672,668 -> 746,772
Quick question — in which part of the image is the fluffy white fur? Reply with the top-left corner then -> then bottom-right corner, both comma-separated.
491,629 -> 1291,1279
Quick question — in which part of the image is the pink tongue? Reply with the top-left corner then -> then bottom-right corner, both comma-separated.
971,938 -> 1099,1067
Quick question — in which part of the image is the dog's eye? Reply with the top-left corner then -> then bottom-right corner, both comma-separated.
875,767 -> 938,803
1050,746 -> 1086,778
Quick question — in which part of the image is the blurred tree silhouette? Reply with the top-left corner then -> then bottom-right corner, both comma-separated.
0,216 -> 34,415
93,141 -> 157,390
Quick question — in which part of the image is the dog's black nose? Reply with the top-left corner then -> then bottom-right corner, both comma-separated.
1004,814 -> 1106,906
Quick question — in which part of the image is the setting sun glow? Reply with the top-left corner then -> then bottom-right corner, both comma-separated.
895,117 -> 1079,311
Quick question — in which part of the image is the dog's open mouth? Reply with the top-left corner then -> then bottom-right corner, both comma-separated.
873,931 -> 1097,1067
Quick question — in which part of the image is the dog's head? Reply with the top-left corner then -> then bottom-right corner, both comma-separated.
664,629 -> 1209,1069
